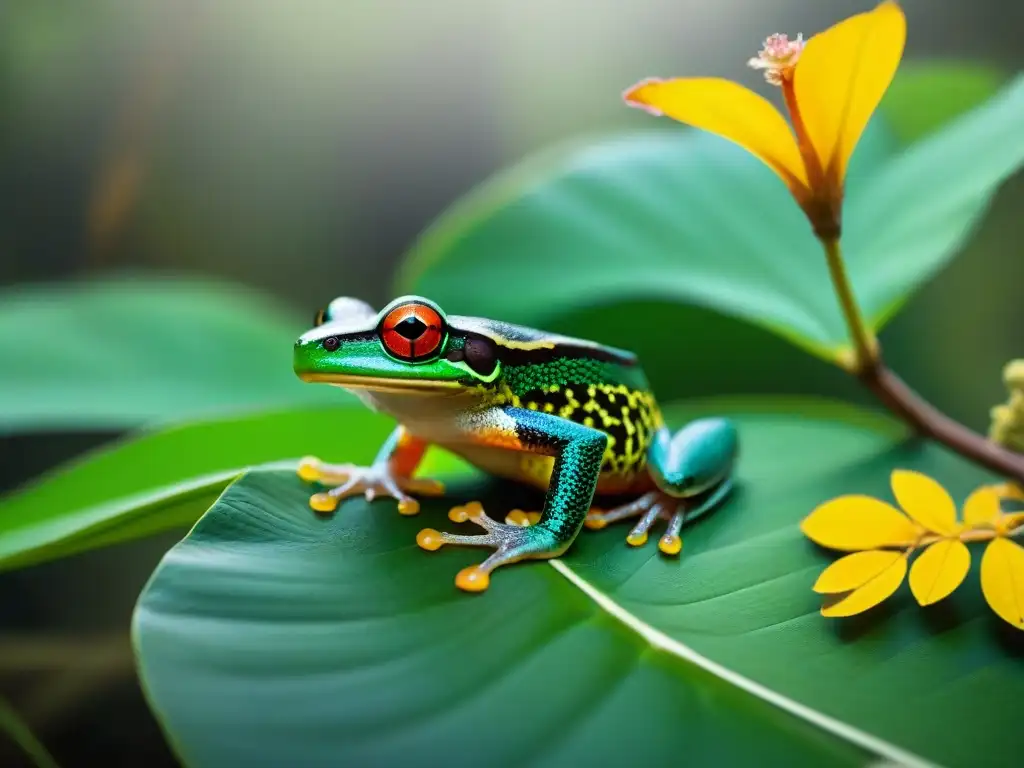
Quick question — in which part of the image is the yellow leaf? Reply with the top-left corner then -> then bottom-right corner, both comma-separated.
908,539 -> 970,606
801,495 -> 918,551
981,537 -> 1024,629
813,550 -> 905,594
821,554 -> 907,617
794,0 -> 906,188
623,78 -> 809,195
890,469 -> 959,536
963,486 -> 1002,527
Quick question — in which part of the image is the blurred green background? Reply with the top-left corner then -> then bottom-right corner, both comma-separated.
1,0 -> 1021,765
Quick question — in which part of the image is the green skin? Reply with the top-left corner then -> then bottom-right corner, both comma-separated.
294,295 -> 738,592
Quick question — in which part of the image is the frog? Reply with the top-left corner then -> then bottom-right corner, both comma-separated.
293,295 -> 738,593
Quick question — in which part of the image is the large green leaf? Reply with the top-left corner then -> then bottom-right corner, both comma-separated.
0,405 -> 467,572
134,399 -> 1017,768
397,74 -> 1024,364
0,277 -> 338,433
881,62 -> 1006,143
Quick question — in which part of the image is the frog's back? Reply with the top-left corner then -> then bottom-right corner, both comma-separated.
452,316 -> 663,493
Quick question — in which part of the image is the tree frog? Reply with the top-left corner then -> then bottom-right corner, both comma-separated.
294,295 -> 738,593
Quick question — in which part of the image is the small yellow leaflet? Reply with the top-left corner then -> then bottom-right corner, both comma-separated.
890,469 -> 959,536
981,537 -> 1024,629
962,486 -> 1001,527
908,539 -> 970,606
801,495 -> 918,551
821,554 -> 908,618
813,550 -> 905,594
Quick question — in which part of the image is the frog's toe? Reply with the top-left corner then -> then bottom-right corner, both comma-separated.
625,498 -> 669,547
584,492 -> 660,530
585,491 -> 687,556
417,509 -> 561,593
299,459 -> 440,517
591,479 -> 734,555
505,509 -> 542,527
448,500 -> 484,523
297,456 -> 354,484
657,511 -> 686,556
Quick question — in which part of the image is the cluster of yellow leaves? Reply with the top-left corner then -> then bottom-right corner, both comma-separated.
801,470 -> 1024,629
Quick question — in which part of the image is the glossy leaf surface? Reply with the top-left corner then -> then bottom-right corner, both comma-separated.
0,406 -> 468,572
880,62 -> 1006,142
135,401 -> 1023,768
0,278 -> 339,433
398,75 -> 1024,364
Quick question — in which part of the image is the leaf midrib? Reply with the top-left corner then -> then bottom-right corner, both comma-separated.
547,559 -> 936,768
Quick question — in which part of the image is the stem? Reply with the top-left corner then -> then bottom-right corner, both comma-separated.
0,697 -> 58,768
822,238 -> 877,371
860,364 -> 1024,484
818,240 -> 1024,484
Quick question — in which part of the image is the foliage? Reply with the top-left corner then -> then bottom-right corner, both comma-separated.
134,403 -> 1024,768
1,59 -> 1022,768
397,74 -> 1024,366
0,277 -> 340,434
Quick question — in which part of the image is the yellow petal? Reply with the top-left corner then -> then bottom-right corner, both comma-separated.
793,0 -> 906,188
813,550 -> 905,594
801,495 -> 918,551
992,482 -> 1024,502
1000,512 -> 1024,534
963,486 -> 1002,527
981,537 -> 1024,629
890,469 -> 959,536
821,554 -> 907,617
908,539 -> 970,606
624,77 -> 809,194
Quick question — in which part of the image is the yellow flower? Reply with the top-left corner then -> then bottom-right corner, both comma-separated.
802,470 -> 1024,628
624,1 -> 906,239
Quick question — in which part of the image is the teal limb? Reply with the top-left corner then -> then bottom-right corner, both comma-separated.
419,406 -> 607,590
593,476 -> 735,554
504,406 -> 608,547
648,417 -> 738,498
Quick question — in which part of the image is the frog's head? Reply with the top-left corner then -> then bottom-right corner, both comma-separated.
294,295 -> 503,397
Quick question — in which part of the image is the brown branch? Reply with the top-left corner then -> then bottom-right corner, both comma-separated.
858,358 -> 1024,484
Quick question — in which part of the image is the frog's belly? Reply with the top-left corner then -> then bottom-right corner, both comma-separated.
438,442 -> 652,496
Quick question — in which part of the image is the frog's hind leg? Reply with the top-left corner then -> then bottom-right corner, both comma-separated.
417,406 -> 608,593
586,418 -> 738,556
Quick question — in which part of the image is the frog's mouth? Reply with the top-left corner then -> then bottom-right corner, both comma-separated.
298,372 -> 462,396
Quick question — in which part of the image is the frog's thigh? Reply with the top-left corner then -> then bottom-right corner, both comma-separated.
648,418 -> 738,498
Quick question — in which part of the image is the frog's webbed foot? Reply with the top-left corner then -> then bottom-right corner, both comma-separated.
297,456 -> 445,516
417,502 -> 561,593
584,481 -> 733,556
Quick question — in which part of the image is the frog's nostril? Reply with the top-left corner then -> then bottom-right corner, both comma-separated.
322,336 -> 340,352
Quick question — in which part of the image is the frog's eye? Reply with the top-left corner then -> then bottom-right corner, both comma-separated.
380,303 -> 444,361
313,308 -> 327,327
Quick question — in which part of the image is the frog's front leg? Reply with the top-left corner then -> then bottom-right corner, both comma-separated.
586,417 -> 738,555
297,425 -> 444,516
417,406 -> 607,593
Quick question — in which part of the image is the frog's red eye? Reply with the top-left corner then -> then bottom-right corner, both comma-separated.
380,303 -> 444,361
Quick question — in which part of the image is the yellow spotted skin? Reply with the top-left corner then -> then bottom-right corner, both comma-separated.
471,375 -> 663,493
